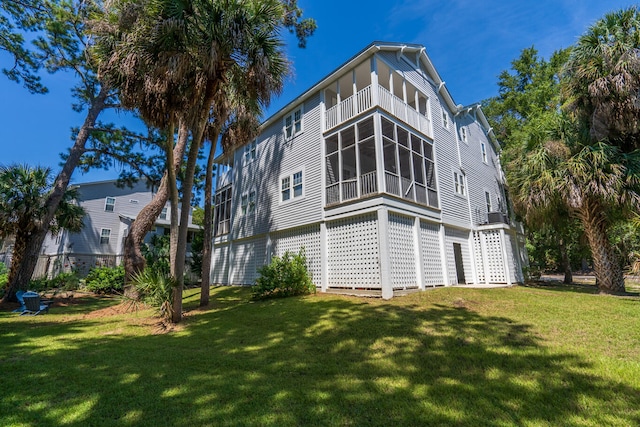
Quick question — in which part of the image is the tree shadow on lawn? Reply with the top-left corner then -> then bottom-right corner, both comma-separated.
522,280 -> 640,297
1,287 -> 639,426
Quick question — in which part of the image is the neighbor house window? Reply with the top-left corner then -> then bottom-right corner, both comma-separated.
481,142 -> 488,163
100,228 -> 111,244
284,106 -> 303,139
244,140 -> 257,162
241,191 -> 256,215
281,170 -> 303,202
442,109 -> 449,129
160,206 -> 168,220
105,197 -> 116,212
454,171 -> 465,196
485,191 -> 492,212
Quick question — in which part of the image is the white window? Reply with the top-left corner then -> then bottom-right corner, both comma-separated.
284,106 -> 303,139
160,206 -> 168,220
244,140 -> 257,162
460,127 -> 467,143
100,228 -> 111,244
485,191 -> 492,212
454,171 -> 465,196
442,109 -> 449,129
105,197 -> 116,212
241,191 -> 256,215
281,170 -> 304,202
481,142 -> 488,163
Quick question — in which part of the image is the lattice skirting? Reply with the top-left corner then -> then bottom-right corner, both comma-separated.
327,212 -> 381,289
389,213 -> 418,290
420,221 -> 444,286
271,224 -> 322,286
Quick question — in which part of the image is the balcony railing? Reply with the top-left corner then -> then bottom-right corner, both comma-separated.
325,84 -> 432,137
326,171 -> 378,206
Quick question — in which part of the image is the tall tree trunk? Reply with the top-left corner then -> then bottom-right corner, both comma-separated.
2,229 -> 40,302
200,133 -> 218,306
558,238 -> 573,284
578,199 -> 625,294
3,86 -> 109,301
123,122 -> 189,291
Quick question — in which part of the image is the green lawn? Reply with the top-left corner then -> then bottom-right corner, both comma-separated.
1,284 -> 639,426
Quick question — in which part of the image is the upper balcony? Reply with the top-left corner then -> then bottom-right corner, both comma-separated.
323,57 -> 432,138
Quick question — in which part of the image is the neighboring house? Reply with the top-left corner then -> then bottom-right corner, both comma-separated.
211,41 -> 528,298
37,179 -> 199,278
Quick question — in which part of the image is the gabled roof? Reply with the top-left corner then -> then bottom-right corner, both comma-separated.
215,41 -> 499,162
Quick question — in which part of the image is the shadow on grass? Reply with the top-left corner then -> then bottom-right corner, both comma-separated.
1,286 -> 638,426
522,280 -> 640,297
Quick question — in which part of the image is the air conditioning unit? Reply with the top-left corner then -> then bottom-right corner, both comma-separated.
487,211 -> 508,224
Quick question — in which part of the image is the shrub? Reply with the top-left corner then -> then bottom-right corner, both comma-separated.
0,263 -> 7,289
130,269 -> 175,320
85,266 -> 125,294
50,271 -> 80,290
252,250 -> 315,300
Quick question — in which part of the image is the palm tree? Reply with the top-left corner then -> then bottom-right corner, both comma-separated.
0,165 -> 85,302
563,6 -> 640,152
95,0 -> 309,321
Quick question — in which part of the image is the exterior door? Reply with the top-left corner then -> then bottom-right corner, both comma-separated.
453,243 -> 466,284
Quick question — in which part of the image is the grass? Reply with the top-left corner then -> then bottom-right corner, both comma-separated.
0,283 -> 639,426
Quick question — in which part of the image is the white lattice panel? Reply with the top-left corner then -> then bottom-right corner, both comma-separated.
444,228 -> 472,285
506,232 -> 523,283
420,221 -> 444,286
272,224 -> 322,285
212,244 -> 229,285
482,230 -> 506,283
473,231 -> 485,283
388,213 -> 417,290
327,213 -> 380,289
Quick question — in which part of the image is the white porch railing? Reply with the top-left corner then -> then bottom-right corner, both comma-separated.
326,84 -> 432,137
360,171 -> 377,196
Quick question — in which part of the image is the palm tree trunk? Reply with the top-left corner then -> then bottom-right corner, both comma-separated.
2,229 -> 40,303
4,86 -> 109,299
578,199 -> 625,294
200,132 -> 219,306
123,122 -> 189,292
558,239 -> 573,284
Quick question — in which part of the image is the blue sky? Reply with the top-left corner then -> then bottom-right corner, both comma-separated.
0,0 -> 635,184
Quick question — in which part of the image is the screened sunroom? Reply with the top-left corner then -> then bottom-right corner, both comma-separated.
325,114 -> 438,208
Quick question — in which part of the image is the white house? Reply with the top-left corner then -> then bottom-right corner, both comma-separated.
211,41 -> 528,298
36,179 -> 199,278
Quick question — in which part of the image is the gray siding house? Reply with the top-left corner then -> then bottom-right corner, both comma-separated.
38,180 -> 198,277
211,41 -> 527,298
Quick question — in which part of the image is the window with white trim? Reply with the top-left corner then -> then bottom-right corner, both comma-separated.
100,228 -> 111,244
244,140 -> 257,162
160,206 -> 168,220
481,142 -> 488,163
442,109 -> 449,129
460,126 -> 467,142
281,170 -> 303,202
213,185 -> 232,236
454,171 -> 465,196
284,106 -> 303,139
485,191 -> 492,212
105,197 -> 116,212
241,190 -> 256,215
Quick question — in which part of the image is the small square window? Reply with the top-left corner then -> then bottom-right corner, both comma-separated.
105,197 -> 116,212
100,228 -> 111,244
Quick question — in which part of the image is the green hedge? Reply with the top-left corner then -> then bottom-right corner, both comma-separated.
252,250 -> 315,300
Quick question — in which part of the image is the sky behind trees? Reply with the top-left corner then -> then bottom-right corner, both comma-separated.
0,0 -> 634,183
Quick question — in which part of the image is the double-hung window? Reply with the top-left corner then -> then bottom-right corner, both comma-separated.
485,191 -> 492,212
244,140 -> 257,162
442,109 -> 449,129
454,171 -> 465,196
160,206 -> 168,220
281,170 -> 303,202
241,191 -> 256,215
481,142 -> 488,164
100,228 -> 111,244
460,127 -> 467,143
284,107 -> 303,139
105,197 -> 116,212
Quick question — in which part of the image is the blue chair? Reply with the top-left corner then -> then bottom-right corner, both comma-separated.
20,292 -> 49,316
13,290 -> 28,313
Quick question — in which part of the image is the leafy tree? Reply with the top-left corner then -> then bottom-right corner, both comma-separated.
0,165 -> 84,302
